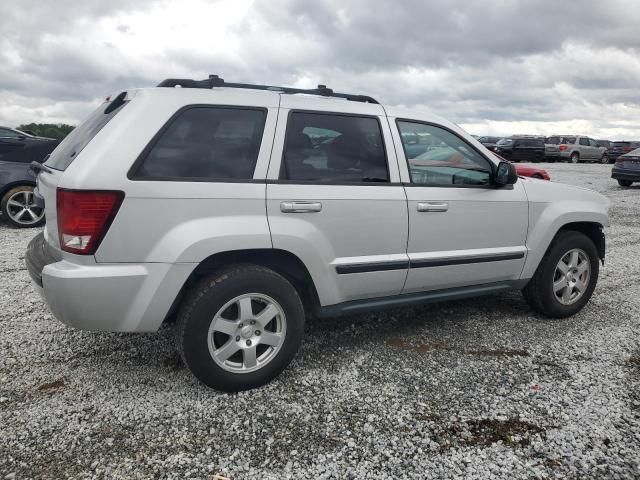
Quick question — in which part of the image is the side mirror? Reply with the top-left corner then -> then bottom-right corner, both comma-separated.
494,161 -> 518,186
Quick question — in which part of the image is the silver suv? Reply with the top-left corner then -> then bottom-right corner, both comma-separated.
26,76 -> 610,391
546,136 -> 609,164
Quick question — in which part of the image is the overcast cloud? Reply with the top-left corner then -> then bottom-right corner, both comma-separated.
1,0 -> 640,138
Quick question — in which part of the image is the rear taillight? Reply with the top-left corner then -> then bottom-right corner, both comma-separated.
623,147 -> 633,153
559,144 -> 568,151
56,189 -> 124,255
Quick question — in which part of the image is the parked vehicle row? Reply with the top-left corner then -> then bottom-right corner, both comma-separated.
478,134 -> 637,164
25,76 -> 609,391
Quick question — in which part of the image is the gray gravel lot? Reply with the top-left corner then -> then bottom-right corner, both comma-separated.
1,163 -> 639,479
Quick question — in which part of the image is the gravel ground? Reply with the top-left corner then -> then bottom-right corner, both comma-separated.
1,163 -> 639,479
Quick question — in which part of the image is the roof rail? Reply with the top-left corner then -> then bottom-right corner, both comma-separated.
156,75 -> 379,104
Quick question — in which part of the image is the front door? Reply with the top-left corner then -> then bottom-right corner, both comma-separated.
391,119 -> 529,293
266,96 -> 409,307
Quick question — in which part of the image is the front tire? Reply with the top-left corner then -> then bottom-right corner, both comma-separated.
1,185 -> 45,228
176,265 -> 305,392
618,179 -> 633,187
600,154 -> 609,164
523,230 -> 599,318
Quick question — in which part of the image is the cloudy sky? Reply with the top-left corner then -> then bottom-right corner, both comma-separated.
1,0 -> 639,139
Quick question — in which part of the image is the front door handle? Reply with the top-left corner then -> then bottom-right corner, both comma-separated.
417,201 -> 449,212
280,201 -> 323,213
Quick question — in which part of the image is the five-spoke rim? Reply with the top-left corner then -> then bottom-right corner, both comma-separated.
207,293 -> 286,373
6,190 -> 44,225
553,248 -> 591,305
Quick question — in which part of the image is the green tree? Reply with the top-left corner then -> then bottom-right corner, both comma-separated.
16,123 -> 75,140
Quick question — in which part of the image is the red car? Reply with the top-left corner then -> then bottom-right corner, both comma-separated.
492,152 -> 550,180
515,164 -> 550,180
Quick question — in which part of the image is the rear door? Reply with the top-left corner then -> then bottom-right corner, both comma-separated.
512,139 -> 528,162
578,137 -> 592,159
266,96 -> 408,307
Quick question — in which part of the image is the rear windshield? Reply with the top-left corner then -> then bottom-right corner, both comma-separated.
496,138 -> 513,146
546,136 -> 576,145
45,93 -> 128,171
612,141 -> 631,147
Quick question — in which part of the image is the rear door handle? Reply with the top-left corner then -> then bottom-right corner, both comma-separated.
280,201 -> 323,213
417,201 -> 449,212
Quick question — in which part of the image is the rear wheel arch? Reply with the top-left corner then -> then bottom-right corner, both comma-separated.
165,249 -> 321,324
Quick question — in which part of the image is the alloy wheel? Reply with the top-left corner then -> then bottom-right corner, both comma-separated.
553,248 -> 591,305
5,190 -> 44,226
207,293 -> 287,373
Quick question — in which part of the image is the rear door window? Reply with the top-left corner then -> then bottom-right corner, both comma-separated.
132,106 -> 266,181
280,112 -> 389,183
45,93 -> 128,171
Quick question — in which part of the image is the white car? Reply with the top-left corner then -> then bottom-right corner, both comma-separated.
26,76 -> 610,391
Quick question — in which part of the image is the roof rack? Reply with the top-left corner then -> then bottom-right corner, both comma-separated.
156,75 -> 379,104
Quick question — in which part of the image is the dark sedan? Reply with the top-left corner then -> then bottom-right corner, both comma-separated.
611,147 -> 640,187
0,127 -> 59,227
608,141 -> 640,162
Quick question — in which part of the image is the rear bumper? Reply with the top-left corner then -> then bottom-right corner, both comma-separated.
26,233 -> 195,332
611,167 -> 640,181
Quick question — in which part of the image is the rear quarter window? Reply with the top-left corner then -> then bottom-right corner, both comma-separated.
131,106 -> 266,181
45,93 -> 128,171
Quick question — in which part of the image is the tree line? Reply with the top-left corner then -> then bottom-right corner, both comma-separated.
17,123 -> 75,140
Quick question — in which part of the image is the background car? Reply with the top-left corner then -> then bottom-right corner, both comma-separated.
543,137 -> 561,162
492,152 -> 550,180
515,164 -> 550,180
493,136 -> 545,162
546,135 -> 608,163
596,139 -> 612,149
0,127 -> 59,164
608,141 -> 640,163
0,127 -> 57,227
477,136 -> 501,151
611,147 -> 640,187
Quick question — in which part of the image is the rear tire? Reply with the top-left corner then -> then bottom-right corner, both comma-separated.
618,179 -> 633,187
175,265 -> 305,392
1,185 -> 45,228
570,152 -> 580,164
523,230 -> 599,318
